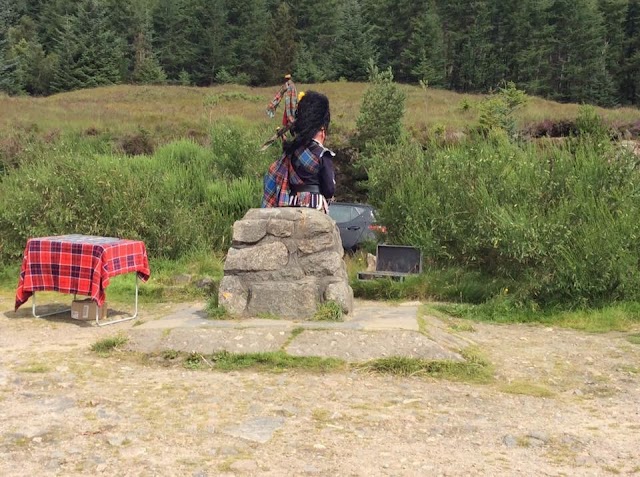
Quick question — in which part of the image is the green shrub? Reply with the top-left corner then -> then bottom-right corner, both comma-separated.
477,81 -> 528,139
459,98 -> 473,111
177,70 -> 191,86
351,268 -> 512,304
0,126 -> 263,262
355,60 -> 406,150
210,119 -> 270,179
206,292 -> 228,319
132,56 -> 167,85
575,104 -> 611,139
365,134 -> 640,308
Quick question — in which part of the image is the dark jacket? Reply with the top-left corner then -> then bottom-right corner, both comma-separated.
291,139 -> 335,199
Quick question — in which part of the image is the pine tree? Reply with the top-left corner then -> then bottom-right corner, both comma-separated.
332,0 -> 377,81
132,30 -> 167,84
223,0 -> 269,84
187,0 -> 228,86
1,15 -> 56,95
5,37 -> 55,95
0,45 -> 22,95
50,0 -> 124,93
399,1 -> 446,86
621,0 -> 640,104
102,0 -> 147,81
293,42 -> 326,83
290,0 -> 340,81
512,0 -> 554,97
436,0 -> 492,92
484,0 -> 544,89
75,0 -> 124,88
361,0 -> 424,81
49,15 -> 84,93
0,0 -> 20,94
1,0 -> 22,30
262,1 -> 296,84
356,60 -> 406,148
598,0 -> 627,104
546,0 -> 616,105
36,0 -> 77,53
152,0 -> 197,80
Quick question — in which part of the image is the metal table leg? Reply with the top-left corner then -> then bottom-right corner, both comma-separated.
96,274 -> 139,327
32,293 -> 75,318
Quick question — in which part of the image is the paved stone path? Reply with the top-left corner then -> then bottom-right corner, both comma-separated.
126,300 -> 468,362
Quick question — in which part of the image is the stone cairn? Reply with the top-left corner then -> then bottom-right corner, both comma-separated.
218,208 -> 354,319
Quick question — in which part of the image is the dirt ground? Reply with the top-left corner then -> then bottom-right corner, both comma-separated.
1,293 -> 639,477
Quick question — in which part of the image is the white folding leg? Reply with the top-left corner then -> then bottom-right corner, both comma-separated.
96,274 -> 139,327
32,293 -> 75,318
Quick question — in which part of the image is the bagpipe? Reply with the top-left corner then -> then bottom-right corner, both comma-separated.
259,121 -> 293,152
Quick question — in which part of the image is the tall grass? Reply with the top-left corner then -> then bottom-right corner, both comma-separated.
0,121 -> 264,262
365,132 -> 640,308
433,300 -> 640,332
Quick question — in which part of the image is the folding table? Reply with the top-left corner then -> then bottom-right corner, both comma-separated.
14,234 -> 151,326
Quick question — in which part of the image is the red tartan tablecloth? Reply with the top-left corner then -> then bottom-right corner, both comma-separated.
15,234 -> 151,311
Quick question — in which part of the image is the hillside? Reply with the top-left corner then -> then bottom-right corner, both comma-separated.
2,83 -> 639,147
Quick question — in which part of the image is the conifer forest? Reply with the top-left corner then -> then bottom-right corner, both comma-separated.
1,0 -> 640,106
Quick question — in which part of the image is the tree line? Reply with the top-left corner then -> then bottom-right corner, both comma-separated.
1,0 -> 639,106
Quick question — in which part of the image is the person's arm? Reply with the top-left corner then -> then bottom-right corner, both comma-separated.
319,154 -> 336,200
268,84 -> 287,111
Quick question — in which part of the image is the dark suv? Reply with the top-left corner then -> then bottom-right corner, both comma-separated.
328,202 -> 386,251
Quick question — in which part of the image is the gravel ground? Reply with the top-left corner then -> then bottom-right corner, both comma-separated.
1,295 -> 639,476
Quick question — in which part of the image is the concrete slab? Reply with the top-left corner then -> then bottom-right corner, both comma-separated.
285,329 -> 463,362
127,327 -> 291,354
125,299 -> 472,361
345,301 -> 420,331
134,300 -> 420,332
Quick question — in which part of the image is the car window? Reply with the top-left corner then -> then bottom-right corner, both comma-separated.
353,207 -> 376,222
329,205 -> 354,223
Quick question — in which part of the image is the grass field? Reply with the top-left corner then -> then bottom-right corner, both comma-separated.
2,83 -> 639,146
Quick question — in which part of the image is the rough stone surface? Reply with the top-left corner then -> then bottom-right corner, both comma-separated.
239,267 -> 305,283
244,207 -> 303,222
266,219 -> 294,238
194,277 -> 215,293
218,276 -> 248,315
127,328 -> 291,354
324,282 -> 354,314
298,232 -> 340,255
299,251 -> 344,277
220,208 -> 353,318
3,296 -> 640,477
232,219 -> 267,244
248,279 -> 318,318
223,417 -> 285,444
223,242 -> 289,272
295,212 -> 335,235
